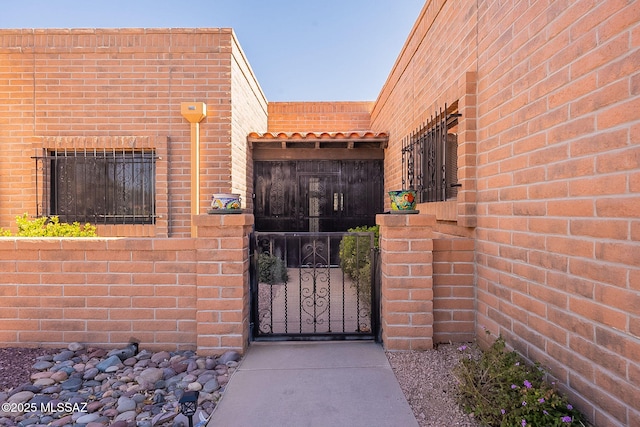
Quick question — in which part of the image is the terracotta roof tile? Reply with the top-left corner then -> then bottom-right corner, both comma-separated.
247,131 -> 388,141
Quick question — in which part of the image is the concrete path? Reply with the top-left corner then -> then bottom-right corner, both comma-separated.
207,341 -> 419,427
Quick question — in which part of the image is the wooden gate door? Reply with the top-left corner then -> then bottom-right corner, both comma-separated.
253,160 -> 384,233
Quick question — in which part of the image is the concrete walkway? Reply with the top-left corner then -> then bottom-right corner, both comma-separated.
207,341 -> 419,427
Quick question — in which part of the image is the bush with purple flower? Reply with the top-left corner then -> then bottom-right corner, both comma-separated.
454,337 -> 586,426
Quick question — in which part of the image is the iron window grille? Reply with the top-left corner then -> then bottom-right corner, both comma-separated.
401,102 -> 461,203
33,148 -> 157,225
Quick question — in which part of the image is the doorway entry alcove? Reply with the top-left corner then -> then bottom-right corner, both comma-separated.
248,131 -> 388,233
247,131 -> 388,341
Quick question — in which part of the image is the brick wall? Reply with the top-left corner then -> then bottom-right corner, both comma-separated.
371,0 -> 477,227
433,238 -> 475,343
267,101 -> 373,132
0,237 -> 198,350
0,214 -> 253,355
192,214 -> 253,353
1,212 -> 474,356
373,0 -> 640,425
474,2 -> 640,425
376,216 -> 475,348
377,213 -> 435,351
0,28 -> 266,237
230,33 -> 268,211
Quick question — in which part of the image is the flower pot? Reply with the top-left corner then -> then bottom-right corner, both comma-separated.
388,189 -> 417,211
211,193 -> 241,210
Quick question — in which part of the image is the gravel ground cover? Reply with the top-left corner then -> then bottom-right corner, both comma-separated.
0,348 -> 62,393
0,344 -> 239,427
387,344 -> 480,427
1,343 -> 479,427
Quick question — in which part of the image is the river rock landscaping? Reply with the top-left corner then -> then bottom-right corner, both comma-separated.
0,343 -> 240,427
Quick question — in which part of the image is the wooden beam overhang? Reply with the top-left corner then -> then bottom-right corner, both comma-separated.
247,131 -> 389,160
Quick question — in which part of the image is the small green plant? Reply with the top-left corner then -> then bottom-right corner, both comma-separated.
339,225 -> 379,309
257,252 -> 288,285
0,213 -> 97,237
339,225 -> 379,283
454,335 -> 586,427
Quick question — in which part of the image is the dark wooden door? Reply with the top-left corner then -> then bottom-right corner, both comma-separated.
254,160 -> 383,232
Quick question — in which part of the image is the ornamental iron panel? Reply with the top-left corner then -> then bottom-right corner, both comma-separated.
250,231 -> 380,341
402,103 -> 461,203
33,148 -> 156,225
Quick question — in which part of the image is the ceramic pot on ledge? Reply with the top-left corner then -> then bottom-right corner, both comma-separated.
211,193 -> 242,210
388,189 -> 417,211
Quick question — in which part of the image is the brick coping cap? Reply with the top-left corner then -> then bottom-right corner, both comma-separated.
193,213 -> 254,227
376,213 -> 436,227
0,28 -> 234,35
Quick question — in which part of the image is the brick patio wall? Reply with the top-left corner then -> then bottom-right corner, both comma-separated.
0,237 -> 198,351
372,1 -> 640,425
377,213 -> 475,349
0,214 -> 253,356
2,211 -> 476,356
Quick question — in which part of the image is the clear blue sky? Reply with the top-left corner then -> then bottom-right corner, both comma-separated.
0,0 -> 424,102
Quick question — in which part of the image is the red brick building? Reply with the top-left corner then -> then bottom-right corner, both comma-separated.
1,1 -> 639,425
0,28 -> 267,237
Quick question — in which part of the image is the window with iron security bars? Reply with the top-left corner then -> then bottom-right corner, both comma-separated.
402,102 -> 461,203
33,148 -> 157,225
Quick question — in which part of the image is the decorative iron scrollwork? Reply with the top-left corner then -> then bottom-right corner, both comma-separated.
251,232 -> 378,339
299,239 -> 331,332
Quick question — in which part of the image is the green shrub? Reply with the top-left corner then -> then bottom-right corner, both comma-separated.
339,225 -> 379,283
339,225 -> 379,309
0,214 -> 97,237
455,336 -> 586,427
257,252 -> 288,285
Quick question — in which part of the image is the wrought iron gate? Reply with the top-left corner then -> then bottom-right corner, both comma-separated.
249,231 -> 380,341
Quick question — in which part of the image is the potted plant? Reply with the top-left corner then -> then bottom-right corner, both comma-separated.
388,189 -> 417,211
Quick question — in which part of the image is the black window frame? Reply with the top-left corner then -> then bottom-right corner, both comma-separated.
34,148 -> 157,225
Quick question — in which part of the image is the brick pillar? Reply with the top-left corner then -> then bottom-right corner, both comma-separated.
376,213 -> 435,351
193,213 -> 253,355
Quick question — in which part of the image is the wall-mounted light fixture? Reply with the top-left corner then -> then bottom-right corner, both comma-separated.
181,102 -> 207,237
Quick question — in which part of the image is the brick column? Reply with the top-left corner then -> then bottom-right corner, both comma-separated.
193,213 -> 253,355
376,213 -> 435,351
